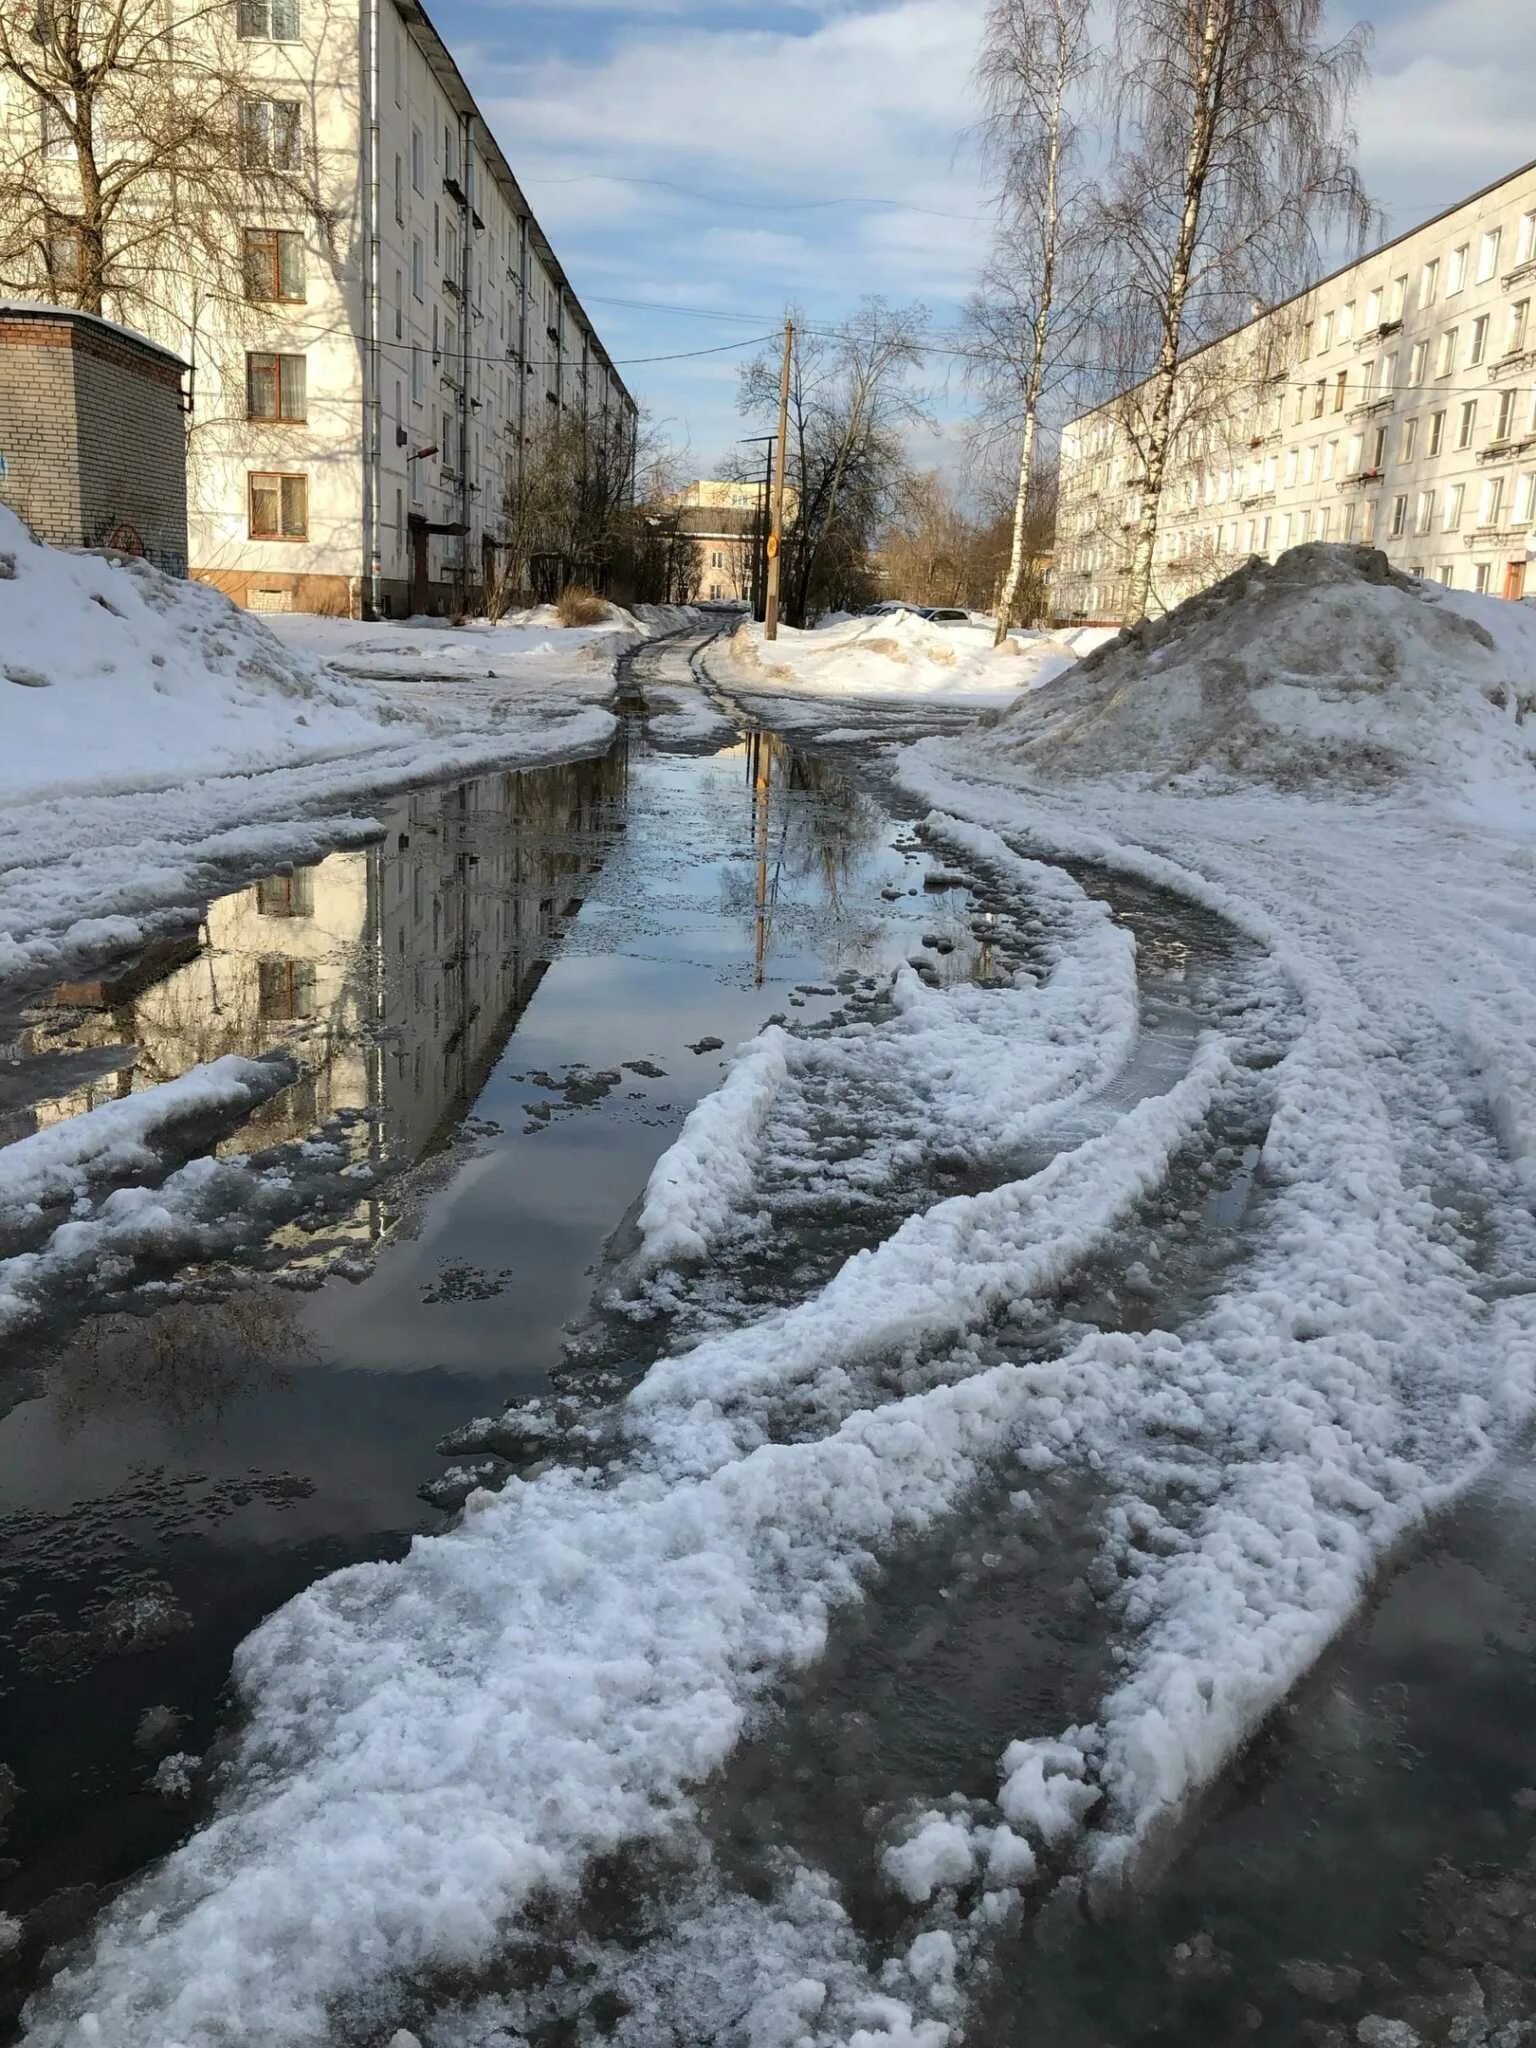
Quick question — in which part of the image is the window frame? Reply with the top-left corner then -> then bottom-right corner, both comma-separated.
248,470 -> 309,541
236,0 -> 301,41
245,350 -> 307,424
242,226 -> 305,304
1446,243 -> 1469,295
240,97 -> 303,173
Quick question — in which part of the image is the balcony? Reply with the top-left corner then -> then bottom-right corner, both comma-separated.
1338,468 -> 1384,488
1463,525 -> 1531,548
1347,394 -> 1395,422
1476,435 -> 1536,465
1500,258 -> 1536,291
1488,346 -> 1536,383
442,173 -> 466,208
1239,490 -> 1276,511
1353,318 -> 1402,351
442,274 -> 462,300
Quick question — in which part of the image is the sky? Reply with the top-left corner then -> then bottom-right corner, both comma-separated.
428,0 -> 1536,480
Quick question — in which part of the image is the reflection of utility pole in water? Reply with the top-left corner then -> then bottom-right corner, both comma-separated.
751,729 -> 773,985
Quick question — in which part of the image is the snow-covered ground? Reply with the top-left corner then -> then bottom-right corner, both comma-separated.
0,512 -> 686,989
13,547 -> 1536,2046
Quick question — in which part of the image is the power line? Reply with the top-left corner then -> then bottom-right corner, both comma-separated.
372,329 -> 778,379
521,172 -> 986,224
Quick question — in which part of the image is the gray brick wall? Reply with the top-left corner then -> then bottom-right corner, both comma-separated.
0,313 -> 188,575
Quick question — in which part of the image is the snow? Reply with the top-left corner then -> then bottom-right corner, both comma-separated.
719,610 -> 1100,711
0,515 -> 686,993
16,542 -> 1536,2045
0,1052 -> 295,1233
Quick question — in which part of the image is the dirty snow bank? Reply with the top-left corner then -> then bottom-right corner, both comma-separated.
0,517 -> 673,991
993,542 -> 1536,794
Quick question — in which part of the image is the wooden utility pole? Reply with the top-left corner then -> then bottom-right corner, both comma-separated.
764,317 -> 793,639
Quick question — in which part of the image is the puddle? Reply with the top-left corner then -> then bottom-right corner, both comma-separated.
0,709 -> 1014,2021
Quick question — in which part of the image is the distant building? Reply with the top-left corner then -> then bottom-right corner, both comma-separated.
0,303 -> 188,575
1054,157 -> 1536,623
660,479 -> 800,605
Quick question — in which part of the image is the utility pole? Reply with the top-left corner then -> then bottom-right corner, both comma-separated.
764,316 -> 793,639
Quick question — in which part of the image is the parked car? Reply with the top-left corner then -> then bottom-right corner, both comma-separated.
924,608 -> 970,624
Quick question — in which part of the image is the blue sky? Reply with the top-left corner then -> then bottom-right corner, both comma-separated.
429,0 -> 1536,478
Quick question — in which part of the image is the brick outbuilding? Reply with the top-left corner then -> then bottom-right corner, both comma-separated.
0,303 -> 188,576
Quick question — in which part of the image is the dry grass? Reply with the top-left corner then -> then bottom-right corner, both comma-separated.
555,584 -> 610,628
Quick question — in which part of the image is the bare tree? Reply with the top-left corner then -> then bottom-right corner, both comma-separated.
0,0 -> 340,332
1099,0 -> 1374,618
970,0 -> 1097,643
739,299 -> 926,626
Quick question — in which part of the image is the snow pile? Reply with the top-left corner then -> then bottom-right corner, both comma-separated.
0,509 -> 422,802
995,543 -> 1536,794
723,609 -> 1090,707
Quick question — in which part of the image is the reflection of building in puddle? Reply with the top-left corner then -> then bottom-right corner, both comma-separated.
19,753 -> 627,1198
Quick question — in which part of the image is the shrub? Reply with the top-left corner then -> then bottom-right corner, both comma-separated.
555,584 -> 610,628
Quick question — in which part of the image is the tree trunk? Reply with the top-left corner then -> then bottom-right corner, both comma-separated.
1123,0 -> 1227,622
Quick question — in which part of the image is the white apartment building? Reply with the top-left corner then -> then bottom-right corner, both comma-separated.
1,0 -> 635,615
1054,158 -> 1536,623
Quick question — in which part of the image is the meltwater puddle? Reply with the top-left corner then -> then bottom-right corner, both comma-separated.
0,713 -> 1012,2028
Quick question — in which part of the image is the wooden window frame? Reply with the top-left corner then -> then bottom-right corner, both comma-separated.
246,350 -> 307,424
243,227 -> 305,304
248,471 -> 308,542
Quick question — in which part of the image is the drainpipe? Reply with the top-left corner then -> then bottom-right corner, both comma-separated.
360,0 -> 382,618
458,109 -> 472,603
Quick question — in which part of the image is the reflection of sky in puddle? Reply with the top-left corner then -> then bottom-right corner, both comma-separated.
0,723 -> 999,1963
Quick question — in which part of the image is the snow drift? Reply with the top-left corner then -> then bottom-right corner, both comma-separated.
994,543 -> 1536,792
0,506 -> 427,802
726,609 -> 1092,707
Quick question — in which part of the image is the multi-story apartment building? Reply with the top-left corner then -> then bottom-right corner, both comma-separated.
0,0 -> 634,616
1054,158 -> 1536,623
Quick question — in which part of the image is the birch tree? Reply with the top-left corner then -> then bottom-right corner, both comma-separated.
1100,0 -> 1374,618
972,0 -> 1096,644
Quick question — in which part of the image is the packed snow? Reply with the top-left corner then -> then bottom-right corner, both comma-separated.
14,543 -> 1536,2046
0,523 -> 696,992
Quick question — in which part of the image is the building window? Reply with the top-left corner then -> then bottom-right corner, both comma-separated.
240,98 -> 302,171
1295,508 -> 1310,542
1399,417 -> 1417,462
257,957 -> 316,1020
710,549 -> 723,568
1333,368 -> 1348,410
411,126 -> 424,192
1436,328 -> 1458,377
248,471 -> 308,540
246,351 -> 307,422
411,235 -> 424,300
394,153 -> 404,225
1408,339 -> 1427,384
1441,483 -> 1464,532
1516,471 -> 1536,525
256,870 -> 314,917
1413,490 -> 1433,534
1446,243 -> 1468,294
410,342 -> 423,404
1360,498 -> 1376,542
1322,439 -> 1337,480
237,0 -> 300,38
1428,409 -> 1446,457
1341,500 -> 1357,541
1477,227 -> 1501,283
1436,564 -> 1454,587
1388,274 -> 1407,322
1318,311 -> 1334,351
1496,387 -> 1517,441
45,222 -> 86,289
1316,505 -> 1331,541
1364,287 -> 1381,329
1506,300 -> 1529,356
41,97 -> 74,161
1311,379 -> 1326,419
1474,562 -> 1492,593
243,227 -> 304,302
1419,257 -> 1439,307
1479,476 -> 1504,527
1468,315 -> 1489,368
1390,494 -> 1408,537
394,269 -> 402,340
1282,448 -> 1297,487
1457,399 -> 1477,450
1370,424 -> 1387,469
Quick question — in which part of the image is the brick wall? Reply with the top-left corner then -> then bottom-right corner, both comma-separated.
0,310 -> 188,575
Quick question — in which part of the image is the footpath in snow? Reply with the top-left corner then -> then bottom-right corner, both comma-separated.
0,506 -> 693,990
13,546 -> 1536,2046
